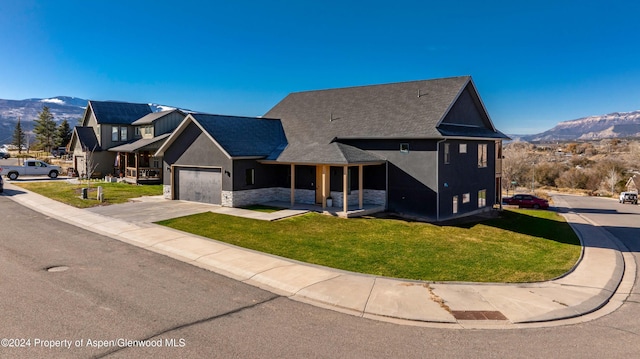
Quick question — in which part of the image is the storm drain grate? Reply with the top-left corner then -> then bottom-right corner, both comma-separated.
451,310 -> 508,320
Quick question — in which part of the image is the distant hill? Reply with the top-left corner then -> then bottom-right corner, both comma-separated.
521,110 -> 640,142
0,96 -> 87,144
0,97 -> 178,145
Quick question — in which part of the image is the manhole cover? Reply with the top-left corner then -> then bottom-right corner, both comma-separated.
45,266 -> 69,273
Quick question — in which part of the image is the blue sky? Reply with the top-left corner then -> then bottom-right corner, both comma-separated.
1,1 -> 638,134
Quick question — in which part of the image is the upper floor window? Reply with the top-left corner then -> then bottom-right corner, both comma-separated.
112,127 -> 118,141
144,126 -> 153,135
444,143 -> 450,164
120,127 -> 128,141
478,143 -> 487,168
400,143 -> 409,153
460,143 -> 467,154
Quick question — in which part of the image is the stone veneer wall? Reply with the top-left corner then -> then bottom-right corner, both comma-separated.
169,185 -> 386,209
330,189 -> 386,208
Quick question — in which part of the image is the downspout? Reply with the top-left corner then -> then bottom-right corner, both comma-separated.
436,138 -> 447,222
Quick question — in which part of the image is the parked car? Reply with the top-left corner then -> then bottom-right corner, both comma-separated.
619,192 -> 638,204
51,147 -> 67,158
503,194 -> 549,209
0,151 -> 9,159
0,159 -> 61,180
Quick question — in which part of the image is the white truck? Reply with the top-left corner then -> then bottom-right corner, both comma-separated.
0,159 -> 61,180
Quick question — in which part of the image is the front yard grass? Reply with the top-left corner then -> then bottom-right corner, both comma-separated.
158,209 -> 581,283
13,181 -> 163,208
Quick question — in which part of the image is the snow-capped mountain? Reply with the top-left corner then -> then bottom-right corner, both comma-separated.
0,96 -> 87,143
520,110 -> 640,142
0,96 -> 183,144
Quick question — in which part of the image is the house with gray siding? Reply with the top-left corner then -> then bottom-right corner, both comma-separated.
158,76 -> 508,221
109,109 -> 186,184
69,101 -> 152,178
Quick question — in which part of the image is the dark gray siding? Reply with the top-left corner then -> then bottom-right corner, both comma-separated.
340,139 -> 438,216
233,160 -> 288,190
162,122 -> 233,191
441,84 -> 491,128
438,140 -> 496,219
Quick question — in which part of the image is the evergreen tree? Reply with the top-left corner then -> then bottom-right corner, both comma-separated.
12,117 -> 26,154
33,106 -> 57,152
55,119 -> 72,148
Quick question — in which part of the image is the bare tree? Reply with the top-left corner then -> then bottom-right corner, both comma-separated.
82,145 -> 100,187
604,167 -> 620,194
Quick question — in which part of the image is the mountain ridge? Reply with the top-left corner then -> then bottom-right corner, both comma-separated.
520,110 -> 640,142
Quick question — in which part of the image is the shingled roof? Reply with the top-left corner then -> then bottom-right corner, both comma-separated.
156,114 -> 287,159
88,101 -> 152,125
263,76 -> 508,164
73,126 -> 102,151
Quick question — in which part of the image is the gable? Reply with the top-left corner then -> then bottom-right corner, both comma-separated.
440,83 -> 492,129
156,114 -> 288,160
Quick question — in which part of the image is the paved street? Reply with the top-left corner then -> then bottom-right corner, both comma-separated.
1,194 -> 639,357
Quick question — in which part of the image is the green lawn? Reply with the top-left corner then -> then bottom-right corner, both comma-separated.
13,181 -> 163,208
158,209 -> 581,283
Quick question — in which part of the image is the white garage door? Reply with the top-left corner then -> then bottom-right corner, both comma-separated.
175,167 -> 222,204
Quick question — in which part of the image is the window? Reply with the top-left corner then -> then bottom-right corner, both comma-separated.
478,189 -> 487,208
478,143 -> 487,168
452,195 -> 458,214
112,127 -> 118,141
120,126 -> 128,141
462,193 -> 470,203
135,127 -> 141,136
400,143 -> 409,153
459,143 -> 467,154
245,168 -> 255,185
444,143 -> 450,164
144,126 -> 152,135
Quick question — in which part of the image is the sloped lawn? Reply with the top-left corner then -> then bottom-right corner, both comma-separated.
158,209 -> 581,282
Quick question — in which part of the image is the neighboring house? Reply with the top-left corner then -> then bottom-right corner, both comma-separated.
158,76 -> 509,221
69,101 -> 152,178
626,175 -> 638,193
108,109 -> 186,184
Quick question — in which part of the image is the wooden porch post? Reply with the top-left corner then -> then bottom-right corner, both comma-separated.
343,165 -> 348,213
359,165 -> 363,209
322,165 -> 327,208
135,152 -> 139,183
290,164 -> 295,207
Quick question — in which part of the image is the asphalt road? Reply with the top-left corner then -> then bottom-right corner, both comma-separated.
1,194 -> 639,358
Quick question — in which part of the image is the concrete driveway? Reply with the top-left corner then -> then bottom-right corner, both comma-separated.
84,196 -> 219,223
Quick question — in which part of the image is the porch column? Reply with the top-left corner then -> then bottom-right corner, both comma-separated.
135,152 -> 139,182
358,165 -> 363,209
343,165 -> 348,213
290,164 -> 295,207
322,165 -> 328,208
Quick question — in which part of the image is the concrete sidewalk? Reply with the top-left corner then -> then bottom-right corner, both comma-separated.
3,183 -> 635,329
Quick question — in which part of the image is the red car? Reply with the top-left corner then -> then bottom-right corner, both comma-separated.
503,194 -> 549,209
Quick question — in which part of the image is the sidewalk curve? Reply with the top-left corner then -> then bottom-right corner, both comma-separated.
3,184 -> 634,329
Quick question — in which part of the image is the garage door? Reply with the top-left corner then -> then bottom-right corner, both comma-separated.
174,167 -> 222,204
